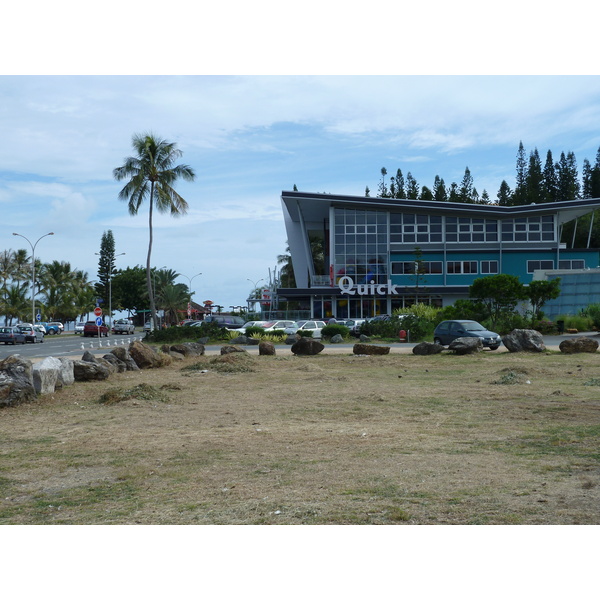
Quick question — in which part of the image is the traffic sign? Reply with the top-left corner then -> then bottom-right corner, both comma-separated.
95,316 -> 103,326
94,307 -> 102,317
36,313 -> 42,321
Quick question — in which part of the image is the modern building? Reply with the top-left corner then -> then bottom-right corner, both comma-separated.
279,190 -> 600,320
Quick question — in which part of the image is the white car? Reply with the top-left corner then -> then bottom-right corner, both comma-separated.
284,320 -> 327,339
260,320 -> 297,332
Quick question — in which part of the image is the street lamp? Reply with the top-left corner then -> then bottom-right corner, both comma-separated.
95,251 -> 125,330
246,278 -> 264,312
12,232 -> 54,324
179,272 -> 202,318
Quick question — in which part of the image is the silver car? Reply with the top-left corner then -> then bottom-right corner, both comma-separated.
17,323 -> 44,343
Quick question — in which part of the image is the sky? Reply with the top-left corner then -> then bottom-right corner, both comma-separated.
3,75 -> 600,314
3,2 -> 598,593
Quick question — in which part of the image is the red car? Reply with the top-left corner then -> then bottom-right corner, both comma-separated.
83,320 -> 110,337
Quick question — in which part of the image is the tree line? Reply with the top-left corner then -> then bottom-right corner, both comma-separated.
369,142 -> 600,207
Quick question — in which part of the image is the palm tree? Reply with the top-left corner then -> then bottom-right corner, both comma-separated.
113,133 -> 196,330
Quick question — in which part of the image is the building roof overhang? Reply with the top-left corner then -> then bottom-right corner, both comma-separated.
281,190 -> 600,225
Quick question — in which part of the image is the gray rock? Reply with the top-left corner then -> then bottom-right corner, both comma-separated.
56,357 -> 75,387
73,360 -> 111,381
502,329 -> 546,353
229,335 -> 248,345
102,353 -> 127,372
285,334 -> 299,345
128,340 -> 162,369
110,346 -> 140,371
0,355 -> 36,407
221,345 -> 248,355
330,334 -> 344,344
559,337 -> 599,354
291,337 -> 325,355
258,341 -> 276,355
32,356 -> 62,394
412,342 -> 444,355
353,343 -> 390,355
246,337 -> 260,345
359,334 -> 371,343
448,337 -> 483,354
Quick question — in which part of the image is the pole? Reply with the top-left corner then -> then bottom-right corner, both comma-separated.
12,232 -> 54,324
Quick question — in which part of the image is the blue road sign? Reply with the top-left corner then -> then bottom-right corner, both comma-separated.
95,316 -> 103,326
36,313 -> 42,321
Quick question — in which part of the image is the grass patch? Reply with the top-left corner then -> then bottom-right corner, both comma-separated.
98,383 -> 170,405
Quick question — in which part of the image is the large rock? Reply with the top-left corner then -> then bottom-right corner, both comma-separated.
229,335 -> 248,345
221,345 -> 248,355
82,350 -> 117,374
448,337 -> 482,354
56,357 -> 75,388
502,329 -> 546,353
559,337 -> 599,354
0,355 -> 36,407
110,346 -> 140,371
258,341 -> 276,356
412,342 -> 444,355
330,334 -> 344,344
73,360 -> 111,381
167,342 -> 205,357
32,356 -> 62,394
128,341 -> 162,369
291,337 -> 325,356
102,353 -> 127,372
285,334 -> 299,345
352,343 -> 390,355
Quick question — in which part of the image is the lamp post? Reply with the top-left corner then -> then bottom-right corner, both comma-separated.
179,272 -> 202,319
95,251 -> 125,330
246,278 -> 264,312
12,232 -> 54,324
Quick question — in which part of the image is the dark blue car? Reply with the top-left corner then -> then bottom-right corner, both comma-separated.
433,320 -> 502,350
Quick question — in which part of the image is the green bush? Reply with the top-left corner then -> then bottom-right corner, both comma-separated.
296,330 -> 313,338
396,314 -> 435,342
148,321 -> 231,343
483,312 -> 528,335
532,319 -> 557,334
436,299 -> 489,323
557,314 -> 592,331
321,324 -> 350,338
582,304 -> 600,329
245,326 -> 267,337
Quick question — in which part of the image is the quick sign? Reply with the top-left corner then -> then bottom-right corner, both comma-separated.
338,276 -> 401,296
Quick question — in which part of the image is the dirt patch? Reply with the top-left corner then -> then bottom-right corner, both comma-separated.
1,350 -> 599,524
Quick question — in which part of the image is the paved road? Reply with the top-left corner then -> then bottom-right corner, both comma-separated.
1,331 -> 598,361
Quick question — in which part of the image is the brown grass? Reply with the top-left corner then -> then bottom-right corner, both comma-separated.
1,348 -> 599,524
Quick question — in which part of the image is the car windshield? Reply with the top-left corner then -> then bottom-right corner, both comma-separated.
462,322 -> 486,331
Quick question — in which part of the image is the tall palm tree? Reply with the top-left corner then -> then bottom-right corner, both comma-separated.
113,133 -> 196,330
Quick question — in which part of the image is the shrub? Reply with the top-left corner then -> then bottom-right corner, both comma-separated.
245,326 -> 267,337
296,330 -> 313,338
484,312 -> 528,335
557,313 -> 592,332
532,319 -> 557,334
321,324 -> 350,338
436,299 -> 489,324
582,303 -> 600,329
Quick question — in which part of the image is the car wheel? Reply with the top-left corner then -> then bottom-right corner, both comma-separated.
488,345 -> 499,351
49,330 -> 56,335
434,337 -> 443,345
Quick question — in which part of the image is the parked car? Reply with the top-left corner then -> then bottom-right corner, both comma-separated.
144,321 -> 153,333
39,322 -> 63,335
260,320 -> 297,332
433,320 -> 502,350
83,320 -> 109,337
284,320 -> 327,339
203,315 -> 246,330
17,323 -> 44,343
112,318 -> 135,334
345,318 -> 367,336
75,321 -> 86,334
0,326 -> 26,345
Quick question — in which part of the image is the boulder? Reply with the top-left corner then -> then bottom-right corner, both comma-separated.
352,343 -> 390,355
110,346 -> 140,371
502,329 -> 546,353
285,334 -> 299,345
246,337 -> 260,345
291,337 -> 325,356
229,335 -> 248,345
32,356 -> 62,394
412,342 -> 444,355
330,334 -> 344,344
168,343 -> 205,357
56,357 -> 75,388
221,345 -> 248,355
559,337 -> 599,354
73,360 -> 111,381
258,341 -> 276,356
102,353 -> 128,372
359,334 -> 371,343
0,355 -> 36,407
448,337 -> 483,354
128,340 -> 162,369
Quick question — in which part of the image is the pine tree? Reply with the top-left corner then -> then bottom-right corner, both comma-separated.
542,150 -> 558,203
377,167 -> 389,198
513,141 -> 528,205
433,176 -> 447,202
480,190 -> 491,205
448,182 -> 460,202
496,180 -> 512,205
459,167 -> 474,203
365,186 -> 370,197
420,186 -> 433,201
582,159 -> 593,198
391,169 -> 406,199
556,151 -> 580,201
406,172 -> 419,199
96,230 -> 116,307
526,148 -> 543,204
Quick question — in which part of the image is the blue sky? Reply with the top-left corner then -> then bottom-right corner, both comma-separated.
2,75 -> 600,311
2,5 -> 600,313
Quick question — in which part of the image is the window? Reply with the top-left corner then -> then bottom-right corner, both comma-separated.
558,259 -> 585,269
527,260 -> 554,273
480,260 -> 499,274
502,216 -> 555,242
391,261 -> 443,275
447,261 -> 478,274
445,217 -> 498,243
390,213 -> 442,244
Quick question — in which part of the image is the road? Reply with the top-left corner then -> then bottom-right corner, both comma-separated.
0,332 -> 147,362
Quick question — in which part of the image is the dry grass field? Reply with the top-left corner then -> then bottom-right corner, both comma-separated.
1,346 -> 599,525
